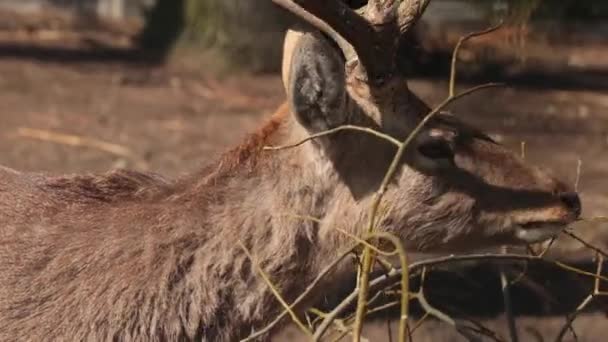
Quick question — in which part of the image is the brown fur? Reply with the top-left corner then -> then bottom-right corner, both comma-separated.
212,102 -> 289,177
0,104 -> 319,342
0,29 -> 581,342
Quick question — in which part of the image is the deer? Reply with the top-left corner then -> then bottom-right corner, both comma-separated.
0,0 -> 582,341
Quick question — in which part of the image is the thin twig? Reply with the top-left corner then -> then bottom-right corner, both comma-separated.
374,233 -> 410,342
413,268 -> 455,326
574,159 -> 582,192
316,253 -> 535,341
562,230 -> 608,259
367,300 -> 401,315
554,293 -> 593,341
376,255 -> 399,274
410,268 -> 494,341
309,309 -> 355,341
279,213 -> 323,223
410,254 -> 608,284
264,125 -> 402,151
499,266 -> 519,342
314,278 -> 373,341
537,236 -> 558,258
508,262 -> 529,286
15,127 -> 148,169
388,317 -> 394,342
317,250 -> 608,341
555,255 -> 608,341
241,243 -> 360,341
498,245 -> 519,342
335,228 -> 393,256
449,21 -> 504,97
412,291 -> 455,325
594,255 -> 606,294
315,232 -> 410,342
553,261 -> 608,283
15,127 -> 133,157
409,312 -> 430,334
238,241 -> 312,339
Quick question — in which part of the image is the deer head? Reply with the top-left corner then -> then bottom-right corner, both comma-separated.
274,0 -> 581,252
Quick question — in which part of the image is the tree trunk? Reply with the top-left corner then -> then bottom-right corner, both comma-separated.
137,0 -> 186,64
185,0 -> 293,72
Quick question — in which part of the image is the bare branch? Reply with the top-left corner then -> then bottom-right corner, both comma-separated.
314,232 -> 410,342
499,263 -> 519,342
554,255 -> 605,342
413,268 -> 455,326
315,253 -> 536,341
554,294 -> 592,342
264,125 -> 402,151
449,21 -> 504,97
238,241 -> 312,338
553,261 -> 608,283
562,229 -> 608,259
574,159 -> 583,191
241,243 -> 359,341
409,312 -> 430,335
14,127 -> 148,170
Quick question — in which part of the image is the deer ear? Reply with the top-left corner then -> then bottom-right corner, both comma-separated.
285,30 -> 347,133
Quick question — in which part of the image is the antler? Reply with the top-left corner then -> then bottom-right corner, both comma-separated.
272,0 -> 432,85
397,0 -> 432,34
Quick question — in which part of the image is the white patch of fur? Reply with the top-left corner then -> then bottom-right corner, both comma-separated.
514,223 -> 564,243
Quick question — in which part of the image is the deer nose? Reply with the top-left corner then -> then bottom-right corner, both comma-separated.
559,192 -> 582,218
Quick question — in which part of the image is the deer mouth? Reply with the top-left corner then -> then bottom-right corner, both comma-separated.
514,221 -> 569,243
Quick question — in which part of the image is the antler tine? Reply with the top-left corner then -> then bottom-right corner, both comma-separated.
397,0 -> 432,35
366,0 -> 398,24
273,0 -> 392,85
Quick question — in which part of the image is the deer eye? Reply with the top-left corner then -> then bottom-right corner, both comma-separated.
417,137 -> 455,164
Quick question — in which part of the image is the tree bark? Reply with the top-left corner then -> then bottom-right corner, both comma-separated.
185,0 -> 293,72
137,0 -> 292,71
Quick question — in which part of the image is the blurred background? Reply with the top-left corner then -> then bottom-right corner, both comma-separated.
0,0 -> 606,340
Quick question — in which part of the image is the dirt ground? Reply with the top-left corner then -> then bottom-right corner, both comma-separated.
0,12 -> 607,342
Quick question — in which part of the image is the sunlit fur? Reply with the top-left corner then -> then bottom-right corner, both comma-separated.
0,29 -> 579,341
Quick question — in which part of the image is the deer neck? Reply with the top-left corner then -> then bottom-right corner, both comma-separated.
170,119 -> 354,340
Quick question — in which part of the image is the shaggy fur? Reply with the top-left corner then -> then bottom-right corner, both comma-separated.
0,29 -> 581,341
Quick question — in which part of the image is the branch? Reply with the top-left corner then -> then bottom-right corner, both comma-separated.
562,229 -> 608,259
554,294 -> 593,342
264,125 -> 401,151
351,81 -> 503,340
15,127 -> 148,170
412,268 -> 455,326
315,253 -> 539,340
314,232 -> 410,342
499,262 -> 519,342
241,242 -> 360,341
555,254 -> 608,342
449,21 -> 504,97
238,241 -> 312,338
